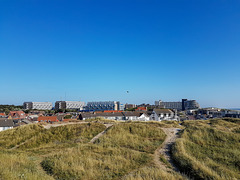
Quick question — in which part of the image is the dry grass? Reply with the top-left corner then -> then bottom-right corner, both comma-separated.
0,151 -> 53,180
172,118 -> 240,179
0,120 -> 188,179
0,124 -> 44,149
124,164 -> 184,180
19,123 -> 106,150
41,123 -> 169,179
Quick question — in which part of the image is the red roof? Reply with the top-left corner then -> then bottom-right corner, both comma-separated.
9,111 -> 26,119
104,110 -> 123,113
0,113 -> 6,116
136,107 -> 147,111
38,116 -> 59,122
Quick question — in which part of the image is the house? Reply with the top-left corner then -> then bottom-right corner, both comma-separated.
135,107 -> 147,111
0,113 -> 6,117
79,111 -> 150,121
79,112 -> 124,121
8,111 -> 26,120
38,116 -> 59,123
27,115 -> 39,121
151,109 -> 178,121
0,118 -> 14,131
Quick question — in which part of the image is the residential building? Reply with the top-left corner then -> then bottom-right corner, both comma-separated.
151,109 -> 178,121
155,99 -> 200,110
37,116 -> 60,123
136,107 -> 147,111
23,102 -> 53,110
55,101 -> 85,110
119,103 -> 125,111
155,100 -> 182,110
8,111 -> 26,119
225,110 -> 240,118
125,104 -> 136,110
0,113 -> 6,117
86,101 -> 120,111
0,118 -> 14,131
79,111 -> 150,121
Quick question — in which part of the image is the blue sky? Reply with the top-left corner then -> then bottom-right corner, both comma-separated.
0,0 -> 240,108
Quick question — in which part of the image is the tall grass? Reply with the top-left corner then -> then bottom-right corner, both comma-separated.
0,151 -> 54,180
172,119 -> 240,179
41,123 -> 167,179
19,123 -> 106,149
124,164 -> 184,180
98,123 -> 166,153
0,124 -> 44,149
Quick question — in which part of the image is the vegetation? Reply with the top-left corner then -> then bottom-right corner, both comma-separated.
0,124 -> 44,149
41,123 -> 167,179
172,118 -> 240,180
124,164 -> 183,180
0,118 -> 238,179
64,114 -> 72,119
0,151 -> 53,180
84,117 -> 118,123
0,104 -> 23,114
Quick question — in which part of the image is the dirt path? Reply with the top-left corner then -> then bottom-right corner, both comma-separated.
43,121 -> 89,129
89,124 -> 113,143
154,128 -> 181,172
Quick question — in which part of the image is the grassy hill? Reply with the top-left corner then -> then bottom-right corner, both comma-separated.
172,118 -> 240,179
0,119 -> 239,179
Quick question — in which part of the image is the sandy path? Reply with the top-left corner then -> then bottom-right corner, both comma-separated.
43,122 -> 89,129
154,128 -> 181,172
89,124 -> 113,143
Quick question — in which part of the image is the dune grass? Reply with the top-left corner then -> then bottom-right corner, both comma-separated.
0,120 -> 188,179
41,123 -> 168,179
97,123 -> 166,153
0,124 -> 44,149
172,119 -> 240,179
0,151 -> 54,180
123,164 -> 184,180
19,123 -> 106,150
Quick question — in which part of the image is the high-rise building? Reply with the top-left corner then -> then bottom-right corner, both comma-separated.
23,102 -> 53,110
155,100 -> 182,110
55,101 -> 85,110
155,99 -> 200,110
86,101 -> 120,111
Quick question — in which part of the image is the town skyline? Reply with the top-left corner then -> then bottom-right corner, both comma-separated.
1,97 -> 239,109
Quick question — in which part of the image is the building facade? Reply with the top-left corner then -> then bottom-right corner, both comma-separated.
155,99 -> 200,110
55,101 -> 85,110
23,102 -> 53,110
0,118 -> 13,131
85,101 -> 120,111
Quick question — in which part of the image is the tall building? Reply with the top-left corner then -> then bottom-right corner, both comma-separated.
55,101 -> 85,110
184,100 -> 200,110
155,100 -> 182,110
125,104 -> 136,110
86,101 -> 120,111
155,99 -> 200,110
23,102 -> 53,110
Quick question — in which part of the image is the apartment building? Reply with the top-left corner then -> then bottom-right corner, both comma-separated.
23,102 -> 53,110
55,101 -> 85,110
155,99 -> 200,110
85,101 -> 120,111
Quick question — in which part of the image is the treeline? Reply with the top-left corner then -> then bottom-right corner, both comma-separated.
0,105 -> 23,114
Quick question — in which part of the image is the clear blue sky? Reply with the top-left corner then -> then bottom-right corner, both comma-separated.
1,0 -> 240,108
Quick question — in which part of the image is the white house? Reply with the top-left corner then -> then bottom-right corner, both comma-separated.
0,119 -> 14,132
151,109 -> 178,121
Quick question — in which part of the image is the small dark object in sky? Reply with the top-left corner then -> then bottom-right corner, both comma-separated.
127,91 -> 129,93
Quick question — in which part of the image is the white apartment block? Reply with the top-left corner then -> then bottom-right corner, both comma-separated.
23,102 -> 53,110
86,101 -> 120,111
55,101 -> 85,110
